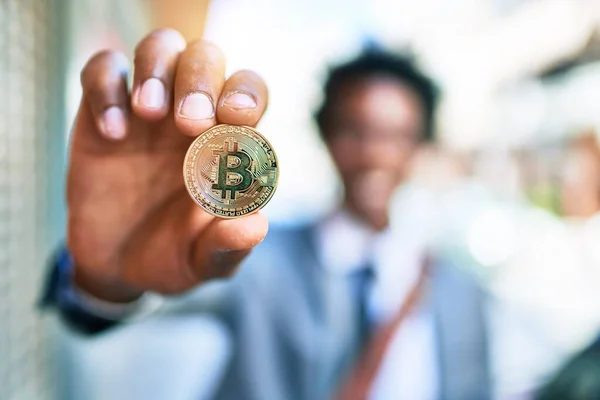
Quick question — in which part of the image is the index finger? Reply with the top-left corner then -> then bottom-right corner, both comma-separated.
216,70 -> 269,127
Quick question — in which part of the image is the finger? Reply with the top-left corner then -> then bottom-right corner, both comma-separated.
174,40 -> 226,136
80,50 -> 129,141
191,213 -> 269,280
216,70 -> 268,127
131,28 -> 186,120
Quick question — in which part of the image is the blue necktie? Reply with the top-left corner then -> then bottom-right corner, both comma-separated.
350,264 -> 375,349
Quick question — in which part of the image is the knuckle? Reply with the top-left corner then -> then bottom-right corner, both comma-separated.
226,70 -> 267,102
149,28 -> 186,44
88,49 -> 125,64
81,68 -> 124,100
186,39 -> 225,61
81,50 -> 128,85
232,69 -> 263,83
135,28 -> 186,56
85,79 -> 114,103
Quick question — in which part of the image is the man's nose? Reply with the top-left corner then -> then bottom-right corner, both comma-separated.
357,139 -> 396,169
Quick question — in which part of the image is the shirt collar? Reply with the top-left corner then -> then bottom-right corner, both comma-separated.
315,206 -> 431,322
316,208 -> 378,275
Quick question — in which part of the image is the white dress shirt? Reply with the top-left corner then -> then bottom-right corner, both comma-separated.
316,209 -> 439,400
314,204 -> 565,400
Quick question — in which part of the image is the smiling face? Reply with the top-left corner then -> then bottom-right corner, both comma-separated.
323,76 -> 427,230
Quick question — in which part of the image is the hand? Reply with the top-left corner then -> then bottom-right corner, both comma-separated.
68,29 -> 269,302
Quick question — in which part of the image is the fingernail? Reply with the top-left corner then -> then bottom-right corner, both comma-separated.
179,92 -> 214,120
137,78 -> 166,109
101,107 -> 126,140
222,92 -> 256,110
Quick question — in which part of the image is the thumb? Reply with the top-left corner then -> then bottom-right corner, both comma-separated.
190,213 -> 269,281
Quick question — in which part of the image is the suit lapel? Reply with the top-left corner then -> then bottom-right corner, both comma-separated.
297,225 -> 361,399
428,259 -> 492,400
298,227 -> 492,399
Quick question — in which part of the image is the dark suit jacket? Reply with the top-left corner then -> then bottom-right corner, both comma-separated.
174,225 -> 492,400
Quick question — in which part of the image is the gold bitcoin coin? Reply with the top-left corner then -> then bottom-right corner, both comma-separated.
183,124 -> 279,218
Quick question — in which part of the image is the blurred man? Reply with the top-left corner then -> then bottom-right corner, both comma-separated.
43,28 -> 497,399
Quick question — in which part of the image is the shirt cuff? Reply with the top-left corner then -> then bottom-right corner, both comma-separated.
64,277 -> 164,322
41,246 -> 164,334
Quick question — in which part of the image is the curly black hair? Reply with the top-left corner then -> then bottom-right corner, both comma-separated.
315,49 -> 439,142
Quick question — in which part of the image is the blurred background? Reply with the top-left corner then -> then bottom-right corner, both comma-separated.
2,0 -> 600,399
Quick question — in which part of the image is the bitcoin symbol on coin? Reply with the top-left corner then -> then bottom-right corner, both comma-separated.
183,125 -> 279,218
212,140 -> 253,199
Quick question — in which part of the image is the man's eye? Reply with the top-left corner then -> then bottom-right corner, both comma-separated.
346,129 -> 361,139
395,130 -> 419,143
335,127 -> 360,139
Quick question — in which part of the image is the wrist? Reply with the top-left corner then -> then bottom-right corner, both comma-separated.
42,246 -> 164,334
73,266 -> 144,304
